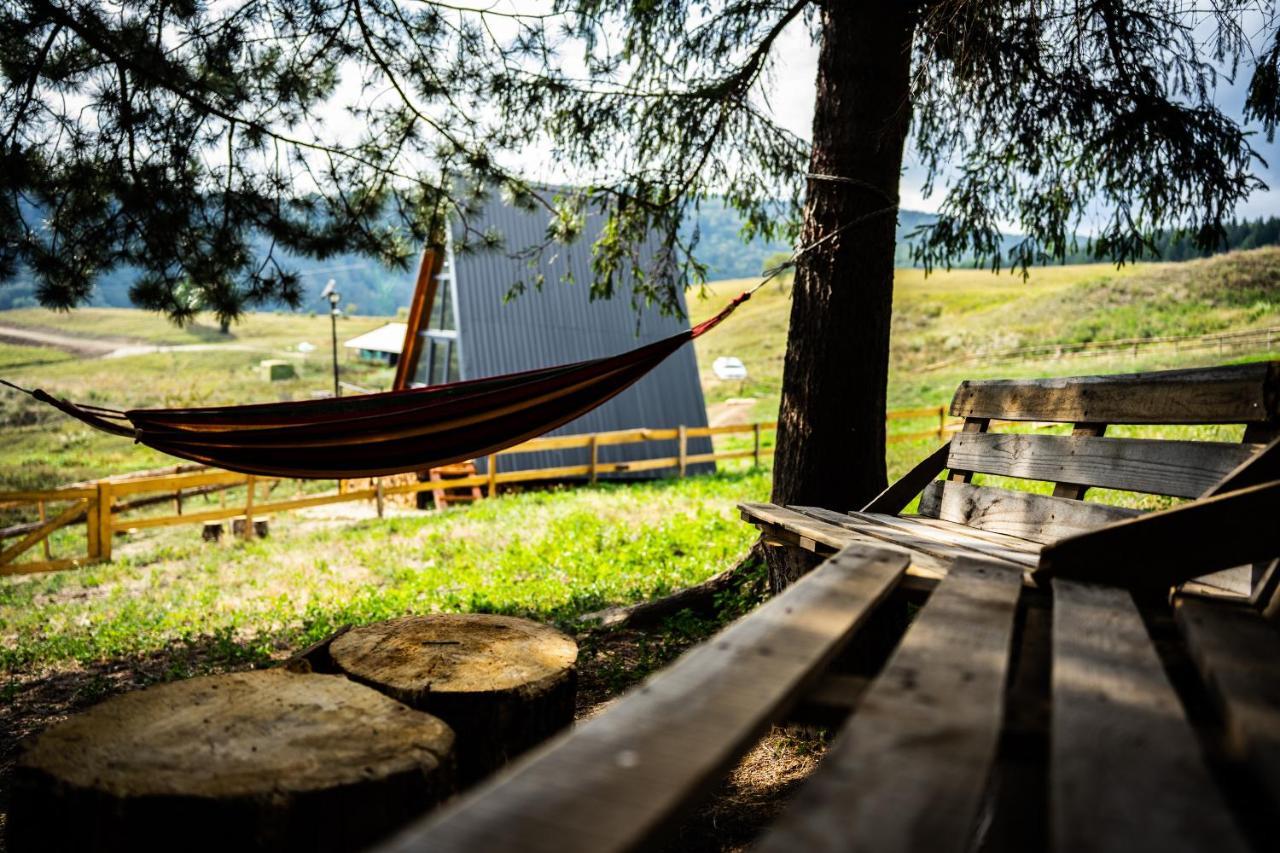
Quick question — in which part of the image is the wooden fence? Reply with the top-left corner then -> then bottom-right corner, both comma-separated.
0,409 -> 968,577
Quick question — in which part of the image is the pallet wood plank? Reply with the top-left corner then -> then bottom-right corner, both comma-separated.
948,433 -> 1254,499
375,545 -> 911,853
1174,597 -> 1280,808
907,515 -> 1042,553
1037,479 -> 1280,587
919,480 -> 1138,544
789,505 -> 1030,574
1201,433 -> 1280,498
739,502 -> 866,553
757,559 -> 1023,853
1051,580 -> 1251,853
842,509 -> 1040,569
950,361 -> 1279,424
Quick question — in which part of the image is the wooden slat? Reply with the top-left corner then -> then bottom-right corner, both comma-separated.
861,441 -> 951,514
1051,580 -> 1250,853
790,505 -> 1035,579
1037,479 -> 1280,587
740,503 -> 868,553
375,545 -> 910,853
1174,597 -> 1280,808
948,418 -> 990,483
1052,422 -> 1107,499
919,480 -> 1138,544
907,515 -> 1042,553
837,509 -> 1038,569
0,557 -> 87,576
950,361 -> 1279,424
757,559 -> 1023,853
947,433 -> 1255,499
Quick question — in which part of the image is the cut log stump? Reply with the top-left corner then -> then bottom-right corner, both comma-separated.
330,614 -> 578,785
8,669 -> 455,853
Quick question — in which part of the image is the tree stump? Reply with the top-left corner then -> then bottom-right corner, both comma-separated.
9,669 -> 455,853
329,614 -> 578,785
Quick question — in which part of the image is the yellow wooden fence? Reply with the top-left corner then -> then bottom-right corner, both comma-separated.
0,407 -> 963,577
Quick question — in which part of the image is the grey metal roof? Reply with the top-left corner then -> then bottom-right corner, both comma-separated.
448,193 -> 713,477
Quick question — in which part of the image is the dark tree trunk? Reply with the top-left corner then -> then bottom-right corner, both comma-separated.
767,2 -> 916,592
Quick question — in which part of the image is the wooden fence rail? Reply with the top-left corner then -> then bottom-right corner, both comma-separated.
0,408 -> 971,577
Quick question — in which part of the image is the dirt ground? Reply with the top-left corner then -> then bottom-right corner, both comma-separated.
0,619 -> 825,852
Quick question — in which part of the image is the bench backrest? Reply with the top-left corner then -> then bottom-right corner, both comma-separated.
919,361 -> 1280,544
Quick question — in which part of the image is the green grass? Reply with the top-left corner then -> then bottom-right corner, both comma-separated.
0,470 -> 770,672
3,248 -> 1280,678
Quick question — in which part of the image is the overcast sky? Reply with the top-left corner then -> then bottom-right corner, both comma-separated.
756,21 -> 1280,224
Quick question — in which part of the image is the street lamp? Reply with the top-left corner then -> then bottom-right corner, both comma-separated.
321,279 -> 341,397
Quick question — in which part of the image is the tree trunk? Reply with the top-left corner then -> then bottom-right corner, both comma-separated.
767,3 -> 916,593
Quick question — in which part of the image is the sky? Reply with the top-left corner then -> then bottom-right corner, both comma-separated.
758,14 -> 1280,223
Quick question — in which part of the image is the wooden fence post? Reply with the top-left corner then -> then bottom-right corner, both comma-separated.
86,493 -> 100,560
937,406 -> 947,440
677,425 -> 688,477
589,435 -> 599,485
753,423 -> 762,468
243,476 -> 256,540
487,454 -> 498,498
375,479 -> 385,518
96,481 -> 113,561
37,501 -> 51,559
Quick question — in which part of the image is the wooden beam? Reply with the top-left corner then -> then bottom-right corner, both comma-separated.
1036,479 -> 1280,587
950,361 -> 1279,424
757,559 -> 1022,853
393,245 -> 443,391
1051,580 -> 1250,853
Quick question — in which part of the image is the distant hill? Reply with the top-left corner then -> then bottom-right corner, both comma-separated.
4,203 -> 1278,314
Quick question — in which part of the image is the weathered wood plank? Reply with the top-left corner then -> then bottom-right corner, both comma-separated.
907,515 -> 1043,553
740,503 -> 864,553
374,545 -> 910,853
1174,597 -> 1280,808
842,509 -> 1039,569
951,361 -> 1279,424
1051,580 -> 1251,853
1037,479 -> 1280,587
792,505 -> 1032,572
1052,422 -> 1107,499
918,480 -> 1138,544
948,432 -> 1254,499
756,559 -> 1022,853
861,441 -> 951,514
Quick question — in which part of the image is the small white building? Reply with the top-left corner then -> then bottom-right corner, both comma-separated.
343,323 -> 408,367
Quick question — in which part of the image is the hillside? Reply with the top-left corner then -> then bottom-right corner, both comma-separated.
691,247 -> 1280,419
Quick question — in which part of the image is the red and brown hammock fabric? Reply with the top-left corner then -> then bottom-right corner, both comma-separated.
28,291 -> 752,479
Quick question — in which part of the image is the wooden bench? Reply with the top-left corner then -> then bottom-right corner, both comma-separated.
373,362 -> 1280,853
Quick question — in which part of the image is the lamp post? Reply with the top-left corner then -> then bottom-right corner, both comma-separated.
322,279 -> 341,397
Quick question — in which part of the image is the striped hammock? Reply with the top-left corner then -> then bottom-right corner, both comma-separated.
24,291 -> 752,479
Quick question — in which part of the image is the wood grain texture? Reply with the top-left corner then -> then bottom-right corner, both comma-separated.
950,361 -> 1279,424
373,545 -> 910,853
918,480 -> 1138,544
8,670 -> 456,853
331,614 -> 577,785
947,432 -> 1254,499
837,508 -> 1038,569
1036,479 -> 1280,587
1050,580 -> 1250,853
787,504 -> 1030,576
756,559 -> 1022,853
1174,597 -> 1280,808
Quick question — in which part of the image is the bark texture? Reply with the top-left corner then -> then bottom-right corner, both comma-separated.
329,614 -> 578,786
8,669 -> 456,853
768,2 -> 917,592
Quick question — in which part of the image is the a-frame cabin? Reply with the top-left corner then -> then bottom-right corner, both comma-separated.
393,195 -> 714,479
